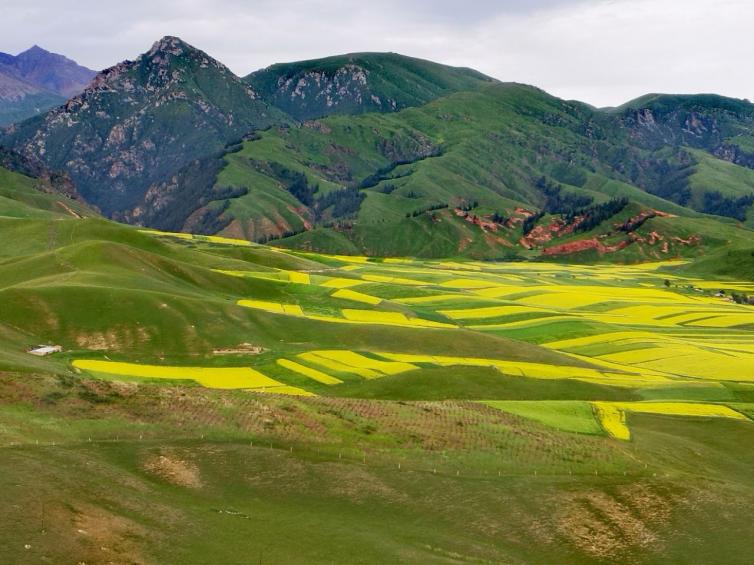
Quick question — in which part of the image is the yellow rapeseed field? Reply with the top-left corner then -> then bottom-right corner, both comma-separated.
439,278 -> 496,289
276,359 -> 343,385
287,271 -> 311,284
374,353 -> 673,387
310,350 -> 418,375
593,401 -> 748,440
321,277 -> 365,288
139,229 -> 193,240
439,305 -> 550,320
361,274 -> 427,286
71,359 -> 312,394
237,299 -> 304,316
341,309 -> 454,328
395,294 -> 469,304
331,288 -> 382,305
592,402 -> 630,440
298,352 -> 381,379
199,234 -> 252,246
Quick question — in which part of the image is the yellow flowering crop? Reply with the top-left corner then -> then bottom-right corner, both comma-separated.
331,288 -> 382,305
593,401 -> 747,440
276,359 -> 343,385
310,350 -> 417,375
72,359 -> 297,391
321,277 -> 365,288
298,352 -> 381,379
439,305 -> 550,320
341,309 -> 454,328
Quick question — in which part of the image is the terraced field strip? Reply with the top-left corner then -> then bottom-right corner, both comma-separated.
139,229 -> 253,247
72,359 -> 312,395
330,255 -> 370,264
287,271 -> 311,284
513,292 -> 616,309
594,305 -> 753,327
395,293 -> 469,304
340,309 -> 455,328
606,348 -> 754,381
546,331 -> 670,350
236,300 -> 455,329
198,234 -> 253,246
469,315 -> 579,331
686,314 -> 754,328
320,277 -> 366,288
237,299 -> 305,316
217,269 -> 363,289
375,353 -> 675,387
544,330 -> 754,381
687,280 -> 754,291
439,305 -> 553,320
139,229 -> 193,240
593,401 -> 749,440
439,278 -> 498,289
296,351 -> 417,379
593,402 -> 630,440
298,352 -> 381,378
331,288 -> 382,305
214,269 -> 279,280
361,274 -> 428,286
276,359 -> 343,385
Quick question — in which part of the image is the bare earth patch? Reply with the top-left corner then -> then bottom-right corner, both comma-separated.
552,483 -> 679,561
71,503 -> 149,564
143,453 -> 202,489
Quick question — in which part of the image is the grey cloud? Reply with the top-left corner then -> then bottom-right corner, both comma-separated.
0,0 -> 751,107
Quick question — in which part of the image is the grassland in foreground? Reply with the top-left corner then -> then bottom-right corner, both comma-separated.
2,200 -> 754,562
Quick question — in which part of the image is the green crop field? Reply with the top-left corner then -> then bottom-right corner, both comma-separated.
2,150 -> 754,563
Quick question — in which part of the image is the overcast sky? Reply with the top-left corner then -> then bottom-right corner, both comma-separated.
1,0 -> 752,107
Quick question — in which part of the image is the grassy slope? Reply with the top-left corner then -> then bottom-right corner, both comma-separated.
245,52 -> 495,120
0,166 -> 93,219
3,178 -> 754,562
214,83 -> 754,258
2,373 -> 754,564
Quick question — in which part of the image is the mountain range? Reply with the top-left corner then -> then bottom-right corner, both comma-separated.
1,36 -> 753,260
0,45 -> 95,125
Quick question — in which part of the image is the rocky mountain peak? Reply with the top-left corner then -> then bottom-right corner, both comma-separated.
19,45 -> 48,57
146,35 -> 191,59
2,35 -> 284,215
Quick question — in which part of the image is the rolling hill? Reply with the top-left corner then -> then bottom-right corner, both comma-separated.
1,173 -> 754,562
3,32 -> 754,565
197,83 -> 754,258
245,52 -> 496,120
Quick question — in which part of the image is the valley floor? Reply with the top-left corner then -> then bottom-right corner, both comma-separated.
2,224 -> 754,563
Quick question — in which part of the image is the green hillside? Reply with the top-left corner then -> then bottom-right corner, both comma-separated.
2,173 -> 754,562
0,86 -> 64,126
200,83 -> 754,258
0,164 -> 92,219
245,52 -> 495,120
